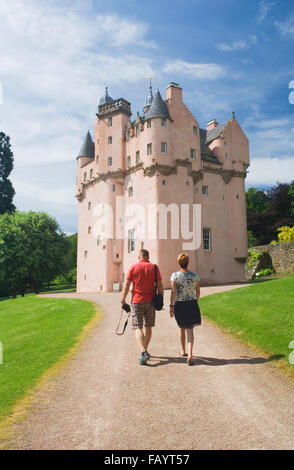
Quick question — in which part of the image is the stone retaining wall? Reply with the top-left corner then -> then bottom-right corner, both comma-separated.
251,242 -> 294,274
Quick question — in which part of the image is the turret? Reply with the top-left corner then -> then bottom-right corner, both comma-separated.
144,89 -> 171,121
76,130 -> 94,168
96,86 -> 131,173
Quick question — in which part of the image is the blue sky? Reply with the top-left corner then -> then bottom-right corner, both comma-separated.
0,0 -> 294,234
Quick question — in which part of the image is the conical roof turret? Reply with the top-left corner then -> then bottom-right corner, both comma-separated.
145,81 -> 154,107
77,131 -> 94,159
144,89 -> 171,120
99,86 -> 114,105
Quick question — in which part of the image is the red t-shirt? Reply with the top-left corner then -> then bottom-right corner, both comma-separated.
126,259 -> 162,304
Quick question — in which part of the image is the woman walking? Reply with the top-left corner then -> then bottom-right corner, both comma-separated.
170,253 -> 201,365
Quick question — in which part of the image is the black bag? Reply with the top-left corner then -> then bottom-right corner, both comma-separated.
153,264 -> 164,311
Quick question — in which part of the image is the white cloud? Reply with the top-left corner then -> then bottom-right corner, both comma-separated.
275,17 -> 294,37
164,60 -> 226,80
256,0 -> 277,24
0,0 -> 157,231
216,35 -> 258,52
246,156 -> 294,186
217,41 -> 249,52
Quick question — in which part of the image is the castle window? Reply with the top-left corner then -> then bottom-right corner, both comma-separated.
90,169 -> 93,178
161,142 -> 167,153
108,136 -> 112,144
128,186 -> 133,197
112,184 -> 116,192
203,228 -> 211,252
147,143 -> 152,155
127,155 -> 131,166
136,151 -> 140,163
83,172 -> 87,182
84,274 -> 87,281
127,130 -> 130,141
88,201 -> 91,210
88,226 -> 91,234
84,250 -> 88,258
191,149 -> 196,160
224,141 -> 227,146
97,236 -> 101,246
128,229 -> 135,253
147,119 -> 151,128
107,157 -> 112,167
193,126 -> 197,135
162,180 -> 167,186
96,155 -> 99,164
136,125 -> 139,137
236,194 -> 239,199
225,152 -> 228,158
202,186 -> 208,196
161,118 -> 167,127
186,181 -> 190,186
108,117 -> 112,127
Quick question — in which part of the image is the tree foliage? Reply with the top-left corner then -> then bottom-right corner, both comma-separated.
246,181 -> 294,245
246,188 -> 268,214
0,211 -> 70,297
0,132 -> 15,214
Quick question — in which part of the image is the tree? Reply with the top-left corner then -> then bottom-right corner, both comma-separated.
0,132 -> 15,214
247,230 -> 258,247
0,211 -> 70,298
53,233 -> 77,285
246,188 -> 269,214
288,183 -> 294,216
247,183 -> 294,245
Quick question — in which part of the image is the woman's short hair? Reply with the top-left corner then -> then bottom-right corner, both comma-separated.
177,253 -> 189,268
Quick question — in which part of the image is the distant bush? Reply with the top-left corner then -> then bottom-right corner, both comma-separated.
246,249 -> 262,269
255,268 -> 274,277
53,268 -> 77,286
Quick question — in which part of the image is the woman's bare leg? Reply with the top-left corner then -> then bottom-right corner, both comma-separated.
179,328 -> 186,355
186,328 -> 194,360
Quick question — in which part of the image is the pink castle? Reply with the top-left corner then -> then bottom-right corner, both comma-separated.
76,82 -> 250,292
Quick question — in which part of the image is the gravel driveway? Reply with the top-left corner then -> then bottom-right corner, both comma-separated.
7,284 -> 294,450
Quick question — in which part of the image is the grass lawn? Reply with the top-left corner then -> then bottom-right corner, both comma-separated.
0,295 -> 96,422
200,276 -> 294,374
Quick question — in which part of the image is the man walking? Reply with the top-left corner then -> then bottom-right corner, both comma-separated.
121,249 -> 164,365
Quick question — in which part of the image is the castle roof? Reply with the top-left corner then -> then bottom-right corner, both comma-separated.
200,129 -> 222,164
144,89 -> 171,120
145,84 -> 154,107
99,86 -> 114,105
77,131 -> 94,159
206,121 -> 229,144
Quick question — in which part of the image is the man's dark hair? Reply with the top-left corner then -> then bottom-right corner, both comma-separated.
139,249 -> 149,259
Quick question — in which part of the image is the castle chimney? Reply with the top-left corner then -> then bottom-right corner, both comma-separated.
166,82 -> 182,102
206,119 -> 219,131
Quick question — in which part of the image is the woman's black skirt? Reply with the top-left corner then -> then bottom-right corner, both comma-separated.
174,299 -> 201,329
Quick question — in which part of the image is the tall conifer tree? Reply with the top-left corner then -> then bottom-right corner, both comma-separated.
0,131 -> 15,214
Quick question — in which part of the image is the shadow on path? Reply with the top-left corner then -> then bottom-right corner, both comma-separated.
146,354 -> 285,368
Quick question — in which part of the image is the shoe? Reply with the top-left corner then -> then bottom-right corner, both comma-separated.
187,357 -> 194,366
146,351 -> 151,359
139,351 -> 149,365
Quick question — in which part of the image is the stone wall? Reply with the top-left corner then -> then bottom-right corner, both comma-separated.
251,242 -> 294,274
